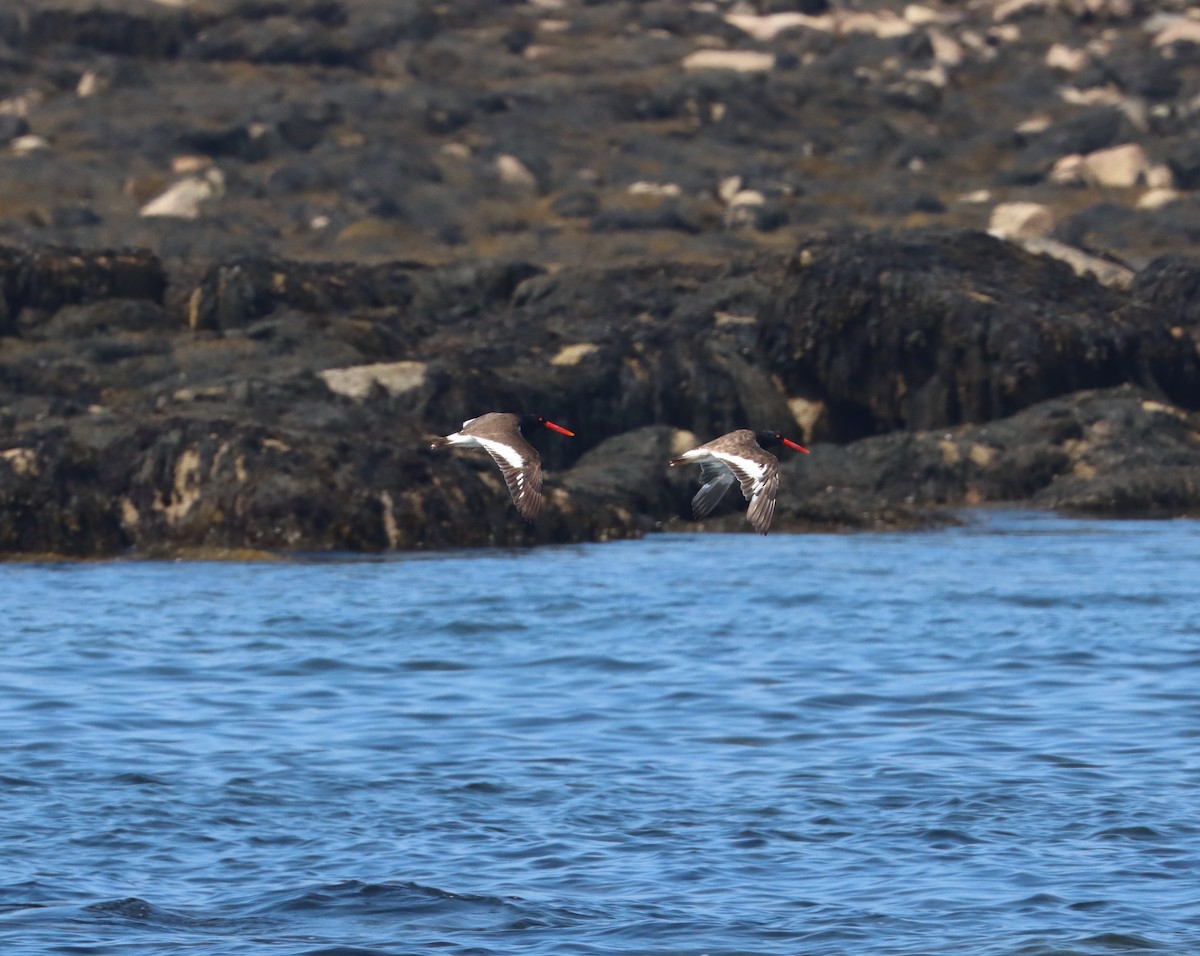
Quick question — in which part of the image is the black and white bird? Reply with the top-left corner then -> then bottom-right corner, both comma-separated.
669,429 -> 809,535
430,413 -> 575,520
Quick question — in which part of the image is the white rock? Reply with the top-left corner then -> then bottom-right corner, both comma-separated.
725,12 -> 830,41
171,155 -> 212,175
0,447 -> 38,477
1045,43 -> 1088,72
1146,164 -> 1175,189
1049,144 -> 1164,189
1082,143 -> 1155,188
670,429 -> 699,457
717,175 -> 743,204
723,190 -> 766,229
440,142 -> 471,160
682,49 -> 776,73
139,169 -> 225,218
906,63 -> 948,88
729,189 -> 765,207
0,91 -> 41,117
628,181 -> 682,197
1018,237 -> 1133,289
1059,85 -> 1125,107
1049,153 -> 1088,185
1137,188 -> 1179,210
958,189 -> 992,204
988,201 -> 1055,240
714,312 -> 757,327
788,397 -> 826,443
10,135 -> 49,154
928,29 -> 965,67
495,154 -> 538,191
319,362 -> 428,401
77,70 -> 105,97
1016,114 -> 1052,135
1152,18 -> 1200,48
993,0 -> 1046,22
839,11 -> 913,38
550,343 -> 600,366
904,5 -> 950,26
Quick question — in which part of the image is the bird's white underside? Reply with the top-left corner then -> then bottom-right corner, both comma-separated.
695,450 -> 770,494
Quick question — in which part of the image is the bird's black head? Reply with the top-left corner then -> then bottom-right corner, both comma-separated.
755,431 -> 810,454
520,414 -> 575,437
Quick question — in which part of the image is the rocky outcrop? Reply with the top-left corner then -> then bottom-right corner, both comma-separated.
758,228 -> 1200,440
1,227 -> 1200,556
2,0 -> 1200,554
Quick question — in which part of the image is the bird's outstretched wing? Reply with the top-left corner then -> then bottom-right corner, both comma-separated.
715,453 -> 780,535
691,459 -> 737,519
476,436 -> 544,521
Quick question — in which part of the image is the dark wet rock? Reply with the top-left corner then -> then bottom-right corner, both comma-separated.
1017,106 -> 1141,168
2,227 -> 1198,556
551,190 -> 600,219
51,206 -> 103,229
19,298 -> 171,340
1129,256 -> 1200,329
758,228 -> 1200,441
0,245 -> 166,336
0,425 -> 129,555
2,0 -> 1200,554
773,387 -> 1200,525
21,3 -> 188,59
590,202 -> 704,235
1165,137 -> 1200,190
0,116 -> 30,144
185,256 -> 424,331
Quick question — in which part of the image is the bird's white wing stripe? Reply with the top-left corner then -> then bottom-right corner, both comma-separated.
475,436 -> 527,471
711,451 -> 768,482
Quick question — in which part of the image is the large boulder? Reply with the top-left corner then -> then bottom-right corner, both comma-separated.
774,386 -> 1200,526
758,228 -> 1200,440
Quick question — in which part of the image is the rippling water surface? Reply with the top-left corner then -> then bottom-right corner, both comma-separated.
3,511 -> 1200,955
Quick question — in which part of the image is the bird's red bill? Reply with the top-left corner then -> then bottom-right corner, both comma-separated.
543,420 -> 575,437
783,438 -> 810,453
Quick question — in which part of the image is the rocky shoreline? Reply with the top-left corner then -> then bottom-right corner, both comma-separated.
1,0 -> 1200,556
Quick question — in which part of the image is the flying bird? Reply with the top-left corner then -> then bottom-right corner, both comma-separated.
669,429 -> 809,535
430,413 -> 575,520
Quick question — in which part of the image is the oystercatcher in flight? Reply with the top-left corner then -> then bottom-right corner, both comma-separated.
430,413 -> 575,520
669,429 -> 809,534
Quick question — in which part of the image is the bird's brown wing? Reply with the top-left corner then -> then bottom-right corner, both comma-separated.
716,452 -> 780,535
477,437 -> 544,521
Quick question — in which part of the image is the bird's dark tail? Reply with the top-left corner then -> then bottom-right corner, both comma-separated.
429,436 -> 452,450
667,457 -> 688,467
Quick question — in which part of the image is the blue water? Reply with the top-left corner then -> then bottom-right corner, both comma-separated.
2,511 -> 1199,955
